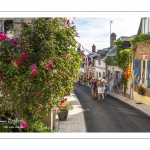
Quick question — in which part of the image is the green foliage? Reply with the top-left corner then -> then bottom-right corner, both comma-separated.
130,33 -> 150,45
0,18 -> 81,132
113,40 -> 132,93
138,85 -> 145,95
104,57 -> 117,66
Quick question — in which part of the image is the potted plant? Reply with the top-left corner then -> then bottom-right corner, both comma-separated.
138,85 -> 145,95
57,98 -> 73,121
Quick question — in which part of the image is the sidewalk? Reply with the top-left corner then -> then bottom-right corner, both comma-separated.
107,91 -> 150,117
56,92 -> 86,132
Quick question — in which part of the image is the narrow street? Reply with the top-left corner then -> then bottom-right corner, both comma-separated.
74,84 -> 150,132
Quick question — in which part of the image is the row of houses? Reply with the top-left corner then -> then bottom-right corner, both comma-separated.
79,17 -> 150,106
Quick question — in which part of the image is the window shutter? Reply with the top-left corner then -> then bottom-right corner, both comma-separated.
114,71 -> 116,84
134,59 -> 140,84
108,70 -> 110,82
147,60 -> 150,88
107,70 -> 111,91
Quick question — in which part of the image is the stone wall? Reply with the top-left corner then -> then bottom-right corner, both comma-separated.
134,40 -> 150,60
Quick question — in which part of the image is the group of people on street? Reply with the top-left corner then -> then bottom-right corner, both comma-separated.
90,77 -> 108,100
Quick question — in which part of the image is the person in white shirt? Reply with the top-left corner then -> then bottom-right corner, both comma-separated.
102,76 -> 107,96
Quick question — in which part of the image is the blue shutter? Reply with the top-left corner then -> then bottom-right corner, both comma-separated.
107,70 -> 111,91
108,70 -> 110,82
147,60 -> 150,88
134,59 -> 140,84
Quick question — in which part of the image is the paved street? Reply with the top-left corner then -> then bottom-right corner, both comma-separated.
74,84 -> 150,132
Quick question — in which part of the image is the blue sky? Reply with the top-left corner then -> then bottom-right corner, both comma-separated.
73,17 -> 141,54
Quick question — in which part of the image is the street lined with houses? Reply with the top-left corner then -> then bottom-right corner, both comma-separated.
1,17 -> 150,133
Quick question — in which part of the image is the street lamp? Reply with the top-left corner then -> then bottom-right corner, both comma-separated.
110,20 -> 113,36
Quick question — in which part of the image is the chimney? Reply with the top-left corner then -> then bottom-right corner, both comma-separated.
110,32 -> 116,46
92,44 -> 96,52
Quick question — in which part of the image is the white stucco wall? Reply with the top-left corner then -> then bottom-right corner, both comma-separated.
95,59 -> 106,79
107,65 -> 131,95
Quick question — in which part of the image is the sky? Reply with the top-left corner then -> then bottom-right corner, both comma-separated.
73,17 -> 141,54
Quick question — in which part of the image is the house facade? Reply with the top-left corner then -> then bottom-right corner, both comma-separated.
106,35 -> 134,98
94,56 -> 106,80
133,17 -> 150,105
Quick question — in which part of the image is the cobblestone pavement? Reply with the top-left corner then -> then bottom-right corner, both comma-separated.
57,92 -> 86,132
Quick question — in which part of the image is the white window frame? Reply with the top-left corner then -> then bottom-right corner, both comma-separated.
141,60 -> 148,86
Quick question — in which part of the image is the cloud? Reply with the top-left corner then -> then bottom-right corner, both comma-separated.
73,17 -> 141,53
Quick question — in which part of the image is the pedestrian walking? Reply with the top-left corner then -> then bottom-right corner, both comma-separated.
102,76 -> 108,96
97,77 -> 105,100
77,77 -> 81,86
90,77 -> 97,100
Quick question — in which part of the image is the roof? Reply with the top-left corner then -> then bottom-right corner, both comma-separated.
137,19 -> 142,35
106,46 -> 117,56
117,35 -> 135,41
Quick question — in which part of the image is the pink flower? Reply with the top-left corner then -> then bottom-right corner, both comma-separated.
3,102 -> 6,104
45,64 -> 50,69
27,78 -> 31,81
36,92 -> 40,97
31,64 -> 36,68
11,38 -> 17,44
48,60 -> 52,66
64,98 -> 67,101
45,60 -> 52,69
0,71 -> 3,74
16,60 -> 22,66
0,32 -> 7,41
66,19 -> 70,25
31,69 -> 37,75
0,31 -> 5,34
38,110 -> 42,113
20,121 -> 28,128
60,99 -> 65,103
20,53 -> 26,59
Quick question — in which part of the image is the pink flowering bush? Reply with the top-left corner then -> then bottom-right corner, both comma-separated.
0,18 -> 81,132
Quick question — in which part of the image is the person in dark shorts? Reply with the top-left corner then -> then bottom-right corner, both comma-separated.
90,77 -> 97,99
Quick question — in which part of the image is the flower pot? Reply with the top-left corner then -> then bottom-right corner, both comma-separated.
57,110 -> 68,121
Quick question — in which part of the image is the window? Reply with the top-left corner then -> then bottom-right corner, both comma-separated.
141,60 -> 148,86
148,18 -> 150,33
99,72 -> 101,77
142,18 -> 147,34
103,72 -> 105,77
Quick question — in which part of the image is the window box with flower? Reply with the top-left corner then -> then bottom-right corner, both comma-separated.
57,98 -> 73,121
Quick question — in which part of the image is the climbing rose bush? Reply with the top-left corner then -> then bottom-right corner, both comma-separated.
0,18 -> 81,132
